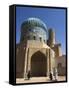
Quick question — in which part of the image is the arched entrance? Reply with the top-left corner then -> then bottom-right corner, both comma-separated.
31,51 -> 47,77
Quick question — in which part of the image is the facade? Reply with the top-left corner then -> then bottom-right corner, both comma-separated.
16,18 -> 65,79
56,55 -> 66,76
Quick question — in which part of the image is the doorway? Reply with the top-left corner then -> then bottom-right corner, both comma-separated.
31,51 -> 47,77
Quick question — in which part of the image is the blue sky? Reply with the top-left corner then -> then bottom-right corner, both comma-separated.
16,6 -> 66,55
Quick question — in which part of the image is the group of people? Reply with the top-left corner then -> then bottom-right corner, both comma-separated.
49,69 -> 58,81
49,72 -> 58,81
27,70 -> 58,81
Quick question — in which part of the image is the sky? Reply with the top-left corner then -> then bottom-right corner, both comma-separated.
16,6 -> 66,55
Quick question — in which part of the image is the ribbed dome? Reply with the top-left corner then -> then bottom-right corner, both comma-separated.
20,18 -> 47,42
21,18 -> 47,31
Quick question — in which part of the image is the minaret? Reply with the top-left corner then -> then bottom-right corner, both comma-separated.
48,28 -> 62,57
48,28 -> 55,47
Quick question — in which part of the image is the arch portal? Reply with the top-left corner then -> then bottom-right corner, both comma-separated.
31,51 -> 47,77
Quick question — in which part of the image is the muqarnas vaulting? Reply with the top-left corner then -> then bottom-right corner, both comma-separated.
16,18 -> 66,83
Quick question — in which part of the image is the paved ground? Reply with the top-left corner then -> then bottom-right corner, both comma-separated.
16,76 -> 66,84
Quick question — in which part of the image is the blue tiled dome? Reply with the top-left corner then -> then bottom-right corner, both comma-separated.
20,18 -> 47,42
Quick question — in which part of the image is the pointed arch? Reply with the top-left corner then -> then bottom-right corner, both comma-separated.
31,51 -> 47,77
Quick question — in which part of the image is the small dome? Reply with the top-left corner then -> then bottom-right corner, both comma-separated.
20,18 -> 47,42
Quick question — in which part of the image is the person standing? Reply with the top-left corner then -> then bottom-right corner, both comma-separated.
54,68 -> 58,81
49,72 -> 53,81
27,70 -> 31,80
